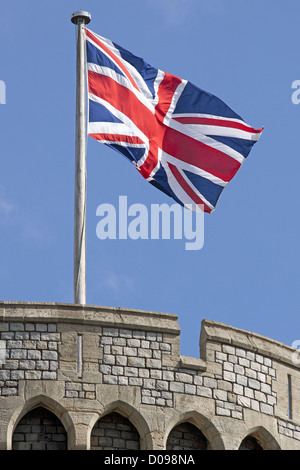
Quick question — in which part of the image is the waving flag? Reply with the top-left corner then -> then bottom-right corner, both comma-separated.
85,28 -> 263,213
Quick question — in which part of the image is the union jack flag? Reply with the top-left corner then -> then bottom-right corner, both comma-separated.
85,28 -> 263,213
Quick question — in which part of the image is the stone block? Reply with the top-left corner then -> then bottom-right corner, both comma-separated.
118,376 -> 128,385
103,328 -> 119,337
143,379 -> 156,389
156,380 -> 168,391
36,360 -> 49,371
248,379 -> 260,390
260,403 -> 273,415
196,386 -> 212,398
138,348 -> 152,358
142,396 -> 155,405
103,375 -> 118,385
103,355 -> 115,365
133,331 -> 146,340
128,357 -> 145,368
170,382 -> 184,393
100,365 -> 111,374
115,356 -> 127,366
237,396 -> 251,408
9,323 -> 24,331
124,367 -> 138,377
175,372 -> 193,384
224,362 -> 234,372
162,370 -> 174,381
119,329 -> 132,338
146,358 -> 161,369
233,383 -> 243,396
10,350 -> 26,359
150,369 -> 162,379
42,351 -> 58,361
185,384 -> 196,395
128,377 -> 142,386
127,339 -> 140,348
19,360 -> 36,370
213,389 -> 228,401
138,369 -> 149,378
112,337 -> 126,346
124,347 -> 137,357
222,345 -> 235,355
112,366 -> 124,376
216,407 -> 230,417
223,371 -> 235,383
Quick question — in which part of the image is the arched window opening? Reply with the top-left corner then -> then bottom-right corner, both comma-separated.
166,422 -> 207,450
239,435 -> 263,450
91,411 -> 140,450
12,406 -> 67,450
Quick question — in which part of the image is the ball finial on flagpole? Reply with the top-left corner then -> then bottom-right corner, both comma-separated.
71,10 -> 91,25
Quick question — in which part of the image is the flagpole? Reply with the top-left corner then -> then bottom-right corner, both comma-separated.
71,11 -> 91,305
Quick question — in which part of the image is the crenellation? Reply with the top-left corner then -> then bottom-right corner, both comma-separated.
0,302 -> 299,450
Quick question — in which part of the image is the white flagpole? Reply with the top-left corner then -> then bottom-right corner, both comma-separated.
71,11 -> 91,305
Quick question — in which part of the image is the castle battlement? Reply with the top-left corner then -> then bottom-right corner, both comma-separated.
0,301 -> 299,450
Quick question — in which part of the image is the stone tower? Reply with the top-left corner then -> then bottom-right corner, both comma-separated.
0,301 -> 299,450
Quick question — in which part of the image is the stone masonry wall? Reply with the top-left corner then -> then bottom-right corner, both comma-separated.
0,321 -> 279,419
214,343 -> 277,419
0,322 -> 59,396
0,302 -> 299,450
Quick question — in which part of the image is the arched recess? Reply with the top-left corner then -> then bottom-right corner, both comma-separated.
239,435 -> 263,450
7,395 -> 73,450
165,410 -> 225,450
167,422 -> 207,450
91,411 -> 140,450
89,400 -> 152,450
12,406 -> 67,450
238,426 -> 280,451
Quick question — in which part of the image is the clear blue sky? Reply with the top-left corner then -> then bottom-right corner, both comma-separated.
0,0 -> 299,358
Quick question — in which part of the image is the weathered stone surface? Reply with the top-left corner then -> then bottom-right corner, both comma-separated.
0,303 -> 299,450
